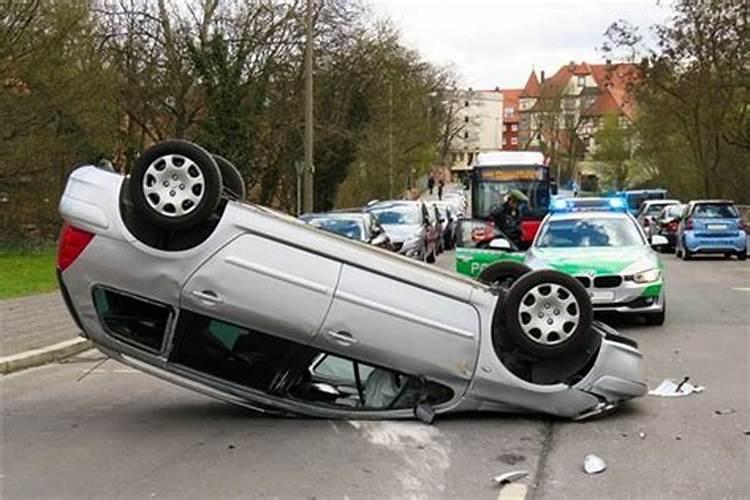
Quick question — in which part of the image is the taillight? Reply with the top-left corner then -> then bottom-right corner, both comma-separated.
685,218 -> 693,230
668,221 -> 678,232
57,224 -> 95,271
739,220 -> 747,231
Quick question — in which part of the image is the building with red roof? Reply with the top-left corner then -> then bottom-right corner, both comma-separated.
517,60 -> 640,156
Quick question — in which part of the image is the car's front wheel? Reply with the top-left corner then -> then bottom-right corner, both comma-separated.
502,270 -> 594,358
738,249 -> 747,261
129,140 -> 223,230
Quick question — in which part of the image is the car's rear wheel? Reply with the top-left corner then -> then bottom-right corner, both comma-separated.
738,250 -> 747,261
478,261 -> 531,289
502,270 -> 594,358
212,154 -> 245,201
680,238 -> 692,260
129,141 -> 222,230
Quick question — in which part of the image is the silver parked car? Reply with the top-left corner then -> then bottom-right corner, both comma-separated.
56,141 -> 646,421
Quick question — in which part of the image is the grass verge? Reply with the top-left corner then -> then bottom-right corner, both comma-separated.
0,247 -> 58,300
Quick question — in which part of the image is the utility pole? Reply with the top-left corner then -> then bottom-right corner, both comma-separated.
388,80 -> 393,198
303,0 -> 314,213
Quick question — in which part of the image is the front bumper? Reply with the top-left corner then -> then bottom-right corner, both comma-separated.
577,277 -> 665,314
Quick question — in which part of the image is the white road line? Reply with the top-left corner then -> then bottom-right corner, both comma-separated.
731,287 -> 750,292
497,483 -> 528,500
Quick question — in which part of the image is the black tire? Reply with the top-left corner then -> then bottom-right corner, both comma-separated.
680,238 -> 692,260
426,249 -> 436,263
129,140 -> 222,230
213,154 -> 246,200
644,308 -> 665,326
738,250 -> 747,261
478,261 -> 532,289
502,270 -> 594,358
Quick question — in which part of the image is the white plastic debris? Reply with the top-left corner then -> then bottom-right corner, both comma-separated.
583,454 -> 607,474
492,470 -> 529,487
648,378 -> 705,397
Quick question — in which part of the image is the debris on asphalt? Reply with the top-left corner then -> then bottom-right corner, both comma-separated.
744,430 -> 750,436
638,432 -> 647,440
713,408 -> 736,416
648,377 -> 705,397
498,453 -> 526,465
583,454 -> 607,474
228,444 -> 235,450
491,470 -> 529,487
675,435 -> 682,441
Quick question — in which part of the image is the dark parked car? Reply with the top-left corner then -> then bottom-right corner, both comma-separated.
300,212 -> 392,250
654,203 -> 684,252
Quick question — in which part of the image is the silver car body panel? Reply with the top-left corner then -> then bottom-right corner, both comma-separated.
59,166 -> 646,419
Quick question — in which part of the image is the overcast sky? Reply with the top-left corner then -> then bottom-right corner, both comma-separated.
366,0 -> 671,89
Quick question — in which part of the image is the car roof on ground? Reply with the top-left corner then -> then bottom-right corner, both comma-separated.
300,212 -> 367,220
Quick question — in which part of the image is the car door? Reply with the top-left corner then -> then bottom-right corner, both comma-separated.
181,233 -> 342,344
312,264 -> 481,395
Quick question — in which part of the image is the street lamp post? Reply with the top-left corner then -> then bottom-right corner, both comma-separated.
303,0 -> 314,213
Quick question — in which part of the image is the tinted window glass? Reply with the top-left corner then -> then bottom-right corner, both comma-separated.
692,203 -> 738,219
537,218 -> 644,248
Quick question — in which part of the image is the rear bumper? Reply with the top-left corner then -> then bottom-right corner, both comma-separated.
684,231 -> 747,252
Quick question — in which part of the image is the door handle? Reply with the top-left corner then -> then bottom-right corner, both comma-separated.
192,290 -> 223,305
326,330 -> 358,346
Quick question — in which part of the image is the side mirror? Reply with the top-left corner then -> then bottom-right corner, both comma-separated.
370,233 -> 388,246
488,237 -> 512,251
650,235 -> 668,247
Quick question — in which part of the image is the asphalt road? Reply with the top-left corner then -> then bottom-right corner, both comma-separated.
2,252 -> 748,499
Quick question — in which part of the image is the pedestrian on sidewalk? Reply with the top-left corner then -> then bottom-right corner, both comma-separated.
437,179 -> 445,200
427,174 -> 435,195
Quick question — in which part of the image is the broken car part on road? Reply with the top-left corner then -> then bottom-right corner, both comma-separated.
56,140 -> 647,421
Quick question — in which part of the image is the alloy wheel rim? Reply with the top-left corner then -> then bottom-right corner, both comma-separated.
142,154 -> 204,217
517,283 -> 580,346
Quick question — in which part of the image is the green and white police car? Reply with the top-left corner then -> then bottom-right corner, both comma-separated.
456,198 -> 668,325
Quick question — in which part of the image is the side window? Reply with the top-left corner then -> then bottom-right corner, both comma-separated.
169,312 -> 453,410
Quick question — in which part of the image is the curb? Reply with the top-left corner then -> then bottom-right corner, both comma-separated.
0,338 -> 92,374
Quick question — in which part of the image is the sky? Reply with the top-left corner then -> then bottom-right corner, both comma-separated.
367,0 -> 671,89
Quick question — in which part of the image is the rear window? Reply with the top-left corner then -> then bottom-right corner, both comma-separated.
644,203 -> 672,215
692,204 -> 738,219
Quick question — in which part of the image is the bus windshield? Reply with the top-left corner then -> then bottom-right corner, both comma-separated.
472,166 -> 550,219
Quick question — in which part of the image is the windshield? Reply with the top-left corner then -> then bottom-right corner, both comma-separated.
369,205 -> 422,225
473,180 -> 550,218
644,203 -> 673,216
306,217 -> 364,240
536,217 -> 644,248
627,192 -> 666,210
692,203 -> 738,219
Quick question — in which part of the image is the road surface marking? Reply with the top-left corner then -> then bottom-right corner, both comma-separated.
731,287 -> 750,292
497,483 -> 528,500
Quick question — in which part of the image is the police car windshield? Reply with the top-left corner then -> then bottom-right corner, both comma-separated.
536,217 -> 644,248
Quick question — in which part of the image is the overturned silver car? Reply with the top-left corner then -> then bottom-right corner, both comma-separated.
57,141 -> 646,421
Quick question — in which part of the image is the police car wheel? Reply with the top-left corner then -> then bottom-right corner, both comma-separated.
503,270 -> 594,358
478,261 -> 531,289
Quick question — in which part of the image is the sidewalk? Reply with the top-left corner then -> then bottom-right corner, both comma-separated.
0,291 -> 90,373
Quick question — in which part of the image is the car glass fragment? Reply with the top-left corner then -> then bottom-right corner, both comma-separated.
648,378 -> 705,397
583,454 -> 607,474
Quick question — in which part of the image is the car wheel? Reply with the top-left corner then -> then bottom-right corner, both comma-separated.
212,154 -> 245,201
426,249 -> 436,263
738,250 -> 747,261
129,140 -> 222,230
644,301 -> 666,326
502,270 -> 594,358
478,261 -> 532,289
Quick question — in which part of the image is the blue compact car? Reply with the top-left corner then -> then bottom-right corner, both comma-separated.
675,200 -> 747,260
